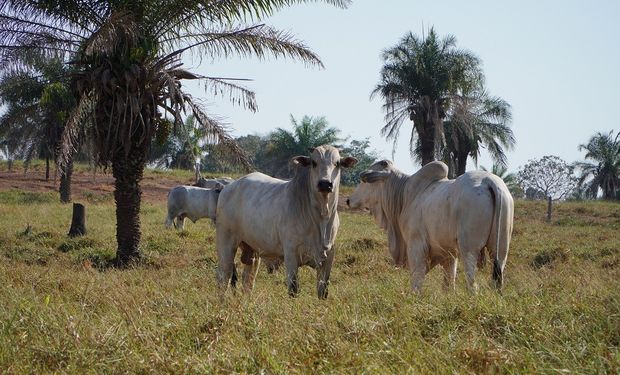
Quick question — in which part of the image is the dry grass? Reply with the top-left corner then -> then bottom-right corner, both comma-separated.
0,165 -> 618,373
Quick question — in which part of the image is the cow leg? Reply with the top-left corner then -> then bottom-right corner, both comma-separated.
230,265 -> 239,288
175,215 -> 186,230
283,248 -> 299,297
215,231 -> 238,295
316,248 -> 335,299
462,249 -> 480,293
240,243 -> 261,292
406,241 -> 428,294
165,213 -> 175,229
441,256 -> 458,291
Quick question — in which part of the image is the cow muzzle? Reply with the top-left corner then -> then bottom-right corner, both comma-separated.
317,180 -> 333,193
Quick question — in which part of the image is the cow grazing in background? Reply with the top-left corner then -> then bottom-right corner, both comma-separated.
215,145 -> 357,298
347,160 -> 513,293
165,184 -> 223,230
194,177 -> 234,189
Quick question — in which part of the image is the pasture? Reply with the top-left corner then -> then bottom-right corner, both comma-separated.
0,164 -> 618,373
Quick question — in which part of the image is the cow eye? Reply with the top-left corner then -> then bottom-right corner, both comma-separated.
312,160 -> 317,168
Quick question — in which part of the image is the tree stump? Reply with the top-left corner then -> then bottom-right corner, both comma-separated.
68,203 -> 87,237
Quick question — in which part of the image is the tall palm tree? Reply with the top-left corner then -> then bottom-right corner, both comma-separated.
1,0 -> 349,265
442,88 -> 514,177
0,52 -> 76,201
372,28 -> 481,166
575,131 -> 620,200
267,115 -> 341,176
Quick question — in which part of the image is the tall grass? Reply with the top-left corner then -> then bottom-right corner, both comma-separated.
0,189 -> 618,373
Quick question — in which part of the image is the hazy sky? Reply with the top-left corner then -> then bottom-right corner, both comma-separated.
184,0 -> 619,174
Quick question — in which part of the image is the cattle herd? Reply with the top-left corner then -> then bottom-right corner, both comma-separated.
166,145 -> 514,299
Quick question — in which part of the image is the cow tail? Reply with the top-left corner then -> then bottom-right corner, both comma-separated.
489,183 -> 504,291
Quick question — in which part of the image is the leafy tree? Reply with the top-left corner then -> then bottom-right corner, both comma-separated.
340,138 -> 380,185
267,115 -> 342,177
201,134 -> 272,174
0,0 -> 348,265
574,131 -> 620,200
372,28 -> 481,166
481,164 -> 522,198
443,88 -> 514,177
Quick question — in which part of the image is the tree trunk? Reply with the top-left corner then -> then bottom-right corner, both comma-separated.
7,158 -> 12,172
112,148 -> 146,266
45,156 -> 50,181
546,196 -> 552,222
68,203 -> 87,237
419,122 -> 436,166
59,158 -> 73,203
456,151 -> 468,177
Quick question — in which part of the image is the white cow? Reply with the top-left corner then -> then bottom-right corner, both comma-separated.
215,145 -> 357,298
165,184 -> 223,230
347,160 -> 513,293
194,177 -> 235,189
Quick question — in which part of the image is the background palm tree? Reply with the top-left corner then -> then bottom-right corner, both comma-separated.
1,0 -> 348,265
150,115 -> 205,170
267,115 -> 341,176
442,87 -> 514,177
0,52 -> 76,201
481,164 -> 522,198
575,131 -> 620,200
372,28 -> 481,165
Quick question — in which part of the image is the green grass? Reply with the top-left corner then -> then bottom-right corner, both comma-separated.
0,191 -> 618,373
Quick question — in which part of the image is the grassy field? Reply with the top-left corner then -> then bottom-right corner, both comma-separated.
0,164 -> 618,373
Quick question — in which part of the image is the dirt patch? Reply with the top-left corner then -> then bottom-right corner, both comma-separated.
0,169 -> 194,203
1,168 -> 365,207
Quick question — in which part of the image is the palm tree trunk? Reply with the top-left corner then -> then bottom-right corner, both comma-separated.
112,148 -> 146,266
456,151 -> 468,176
45,155 -> 50,181
419,122 -> 435,166
59,158 -> 73,203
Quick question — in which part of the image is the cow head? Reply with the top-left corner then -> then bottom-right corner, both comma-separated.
291,145 -> 358,196
347,160 -> 393,210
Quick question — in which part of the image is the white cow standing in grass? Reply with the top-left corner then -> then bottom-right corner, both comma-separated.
165,184 -> 223,230
194,177 -> 234,189
215,145 -> 357,298
347,160 -> 513,293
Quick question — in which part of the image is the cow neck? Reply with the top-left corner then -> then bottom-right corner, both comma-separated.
381,171 -> 410,223
287,166 -> 338,250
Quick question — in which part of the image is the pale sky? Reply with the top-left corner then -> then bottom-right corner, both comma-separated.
184,0 -> 620,174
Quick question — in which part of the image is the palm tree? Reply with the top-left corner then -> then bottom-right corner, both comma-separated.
267,115 -> 341,176
0,52 -> 76,201
442,88 -> 514,177
150,115 -> 205,170
481,164 -> 522,198
1,0 -> 349,265
372,28 -> 481,166
575,131 -> 620,200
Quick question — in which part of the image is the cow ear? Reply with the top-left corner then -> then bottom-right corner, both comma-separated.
361,170 -> 390,183
340,156 -> 358,168
380,160 -> 389,168
307,147 -> 315,154
291,155 -> 312,167
214,182 -> 224,191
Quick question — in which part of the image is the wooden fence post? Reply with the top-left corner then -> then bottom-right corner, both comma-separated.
546,196 -> 552,222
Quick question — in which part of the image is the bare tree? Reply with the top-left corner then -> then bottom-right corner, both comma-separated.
517,155 -> 578,221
